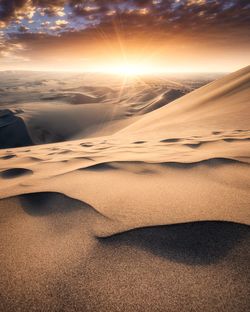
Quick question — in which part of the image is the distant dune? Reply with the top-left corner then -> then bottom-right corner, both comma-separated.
0,72 -> 210,147
140,89 -> 187,114
118,66 -> 250,137
42,92 -> 102,104
0,68 -> 249,312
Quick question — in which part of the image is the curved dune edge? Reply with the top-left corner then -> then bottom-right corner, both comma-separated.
0,191 -> 249,239
1,191 -> 249,311
0,158 -> 249,237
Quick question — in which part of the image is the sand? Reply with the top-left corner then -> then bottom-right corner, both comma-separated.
0,67 -> 249,311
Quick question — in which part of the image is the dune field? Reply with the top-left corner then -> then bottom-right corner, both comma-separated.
0,67 -> 249,312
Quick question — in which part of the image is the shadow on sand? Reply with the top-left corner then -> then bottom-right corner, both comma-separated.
99,221 -> 249,265
19,192 -> 250,266
20,192 -> 92,216
0,168 -> 32,179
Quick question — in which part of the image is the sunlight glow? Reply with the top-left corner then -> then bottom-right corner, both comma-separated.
95,61 -> 159,76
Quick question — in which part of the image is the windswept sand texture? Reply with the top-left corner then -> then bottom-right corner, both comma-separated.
0,68 -> 249,311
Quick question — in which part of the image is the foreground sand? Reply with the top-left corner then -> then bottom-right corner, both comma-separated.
0,67 -> 249,311
1,195 -> 249,312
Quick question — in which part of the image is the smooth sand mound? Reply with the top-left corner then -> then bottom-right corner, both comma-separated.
0,193 -> 249,311
42,92 -> 102,104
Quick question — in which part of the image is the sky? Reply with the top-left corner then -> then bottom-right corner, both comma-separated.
0,0 -> 249,73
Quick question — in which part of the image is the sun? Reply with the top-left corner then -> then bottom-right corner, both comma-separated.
111,62 -> 150,76
95,60 -> 157,76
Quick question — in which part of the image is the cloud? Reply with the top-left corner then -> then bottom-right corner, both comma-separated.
0,0 -> 36,23
55,19 -> 68,27
0,31 -> 29,65
0,1 -> 248,30
0,1 -> 249,70
18,25 -> 29,32
38,5 -> 65,17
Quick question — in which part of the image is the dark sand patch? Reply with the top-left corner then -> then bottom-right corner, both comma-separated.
0,110 -> 33,149
0,154 -> 16,160
160,138 -> 181,143
185,143 -> 202,148
79,163 -> 118,172
20,192 -> 92,217
99,221 -> 249,265
133,141 -> 146,144
212,131 -> 222,135
0,168 -> 32,179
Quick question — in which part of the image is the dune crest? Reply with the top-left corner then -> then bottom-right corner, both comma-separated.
117,66 -> 250,138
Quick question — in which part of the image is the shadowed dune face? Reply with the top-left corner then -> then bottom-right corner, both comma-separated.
0,109 -> 33,149
17,192 -> 115,235
0,154 -> 16,160
80,162 -> 119,172
99,222 -> 249,265
141,89 -> 187,114
0,168 -> 32,179
20,192 -> 89,216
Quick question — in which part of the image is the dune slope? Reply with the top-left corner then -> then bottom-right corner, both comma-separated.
117,66 -> 250,138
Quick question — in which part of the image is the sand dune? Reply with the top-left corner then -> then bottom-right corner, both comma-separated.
140,89 -> 187,114
0,67 -> 249,311
42,92 -> 102,104
117,66 -> 250,138
1,72 -> 211,146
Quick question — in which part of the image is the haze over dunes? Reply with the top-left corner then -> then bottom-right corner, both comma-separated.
0,66 -> 250,311
0,71 -> 216,146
